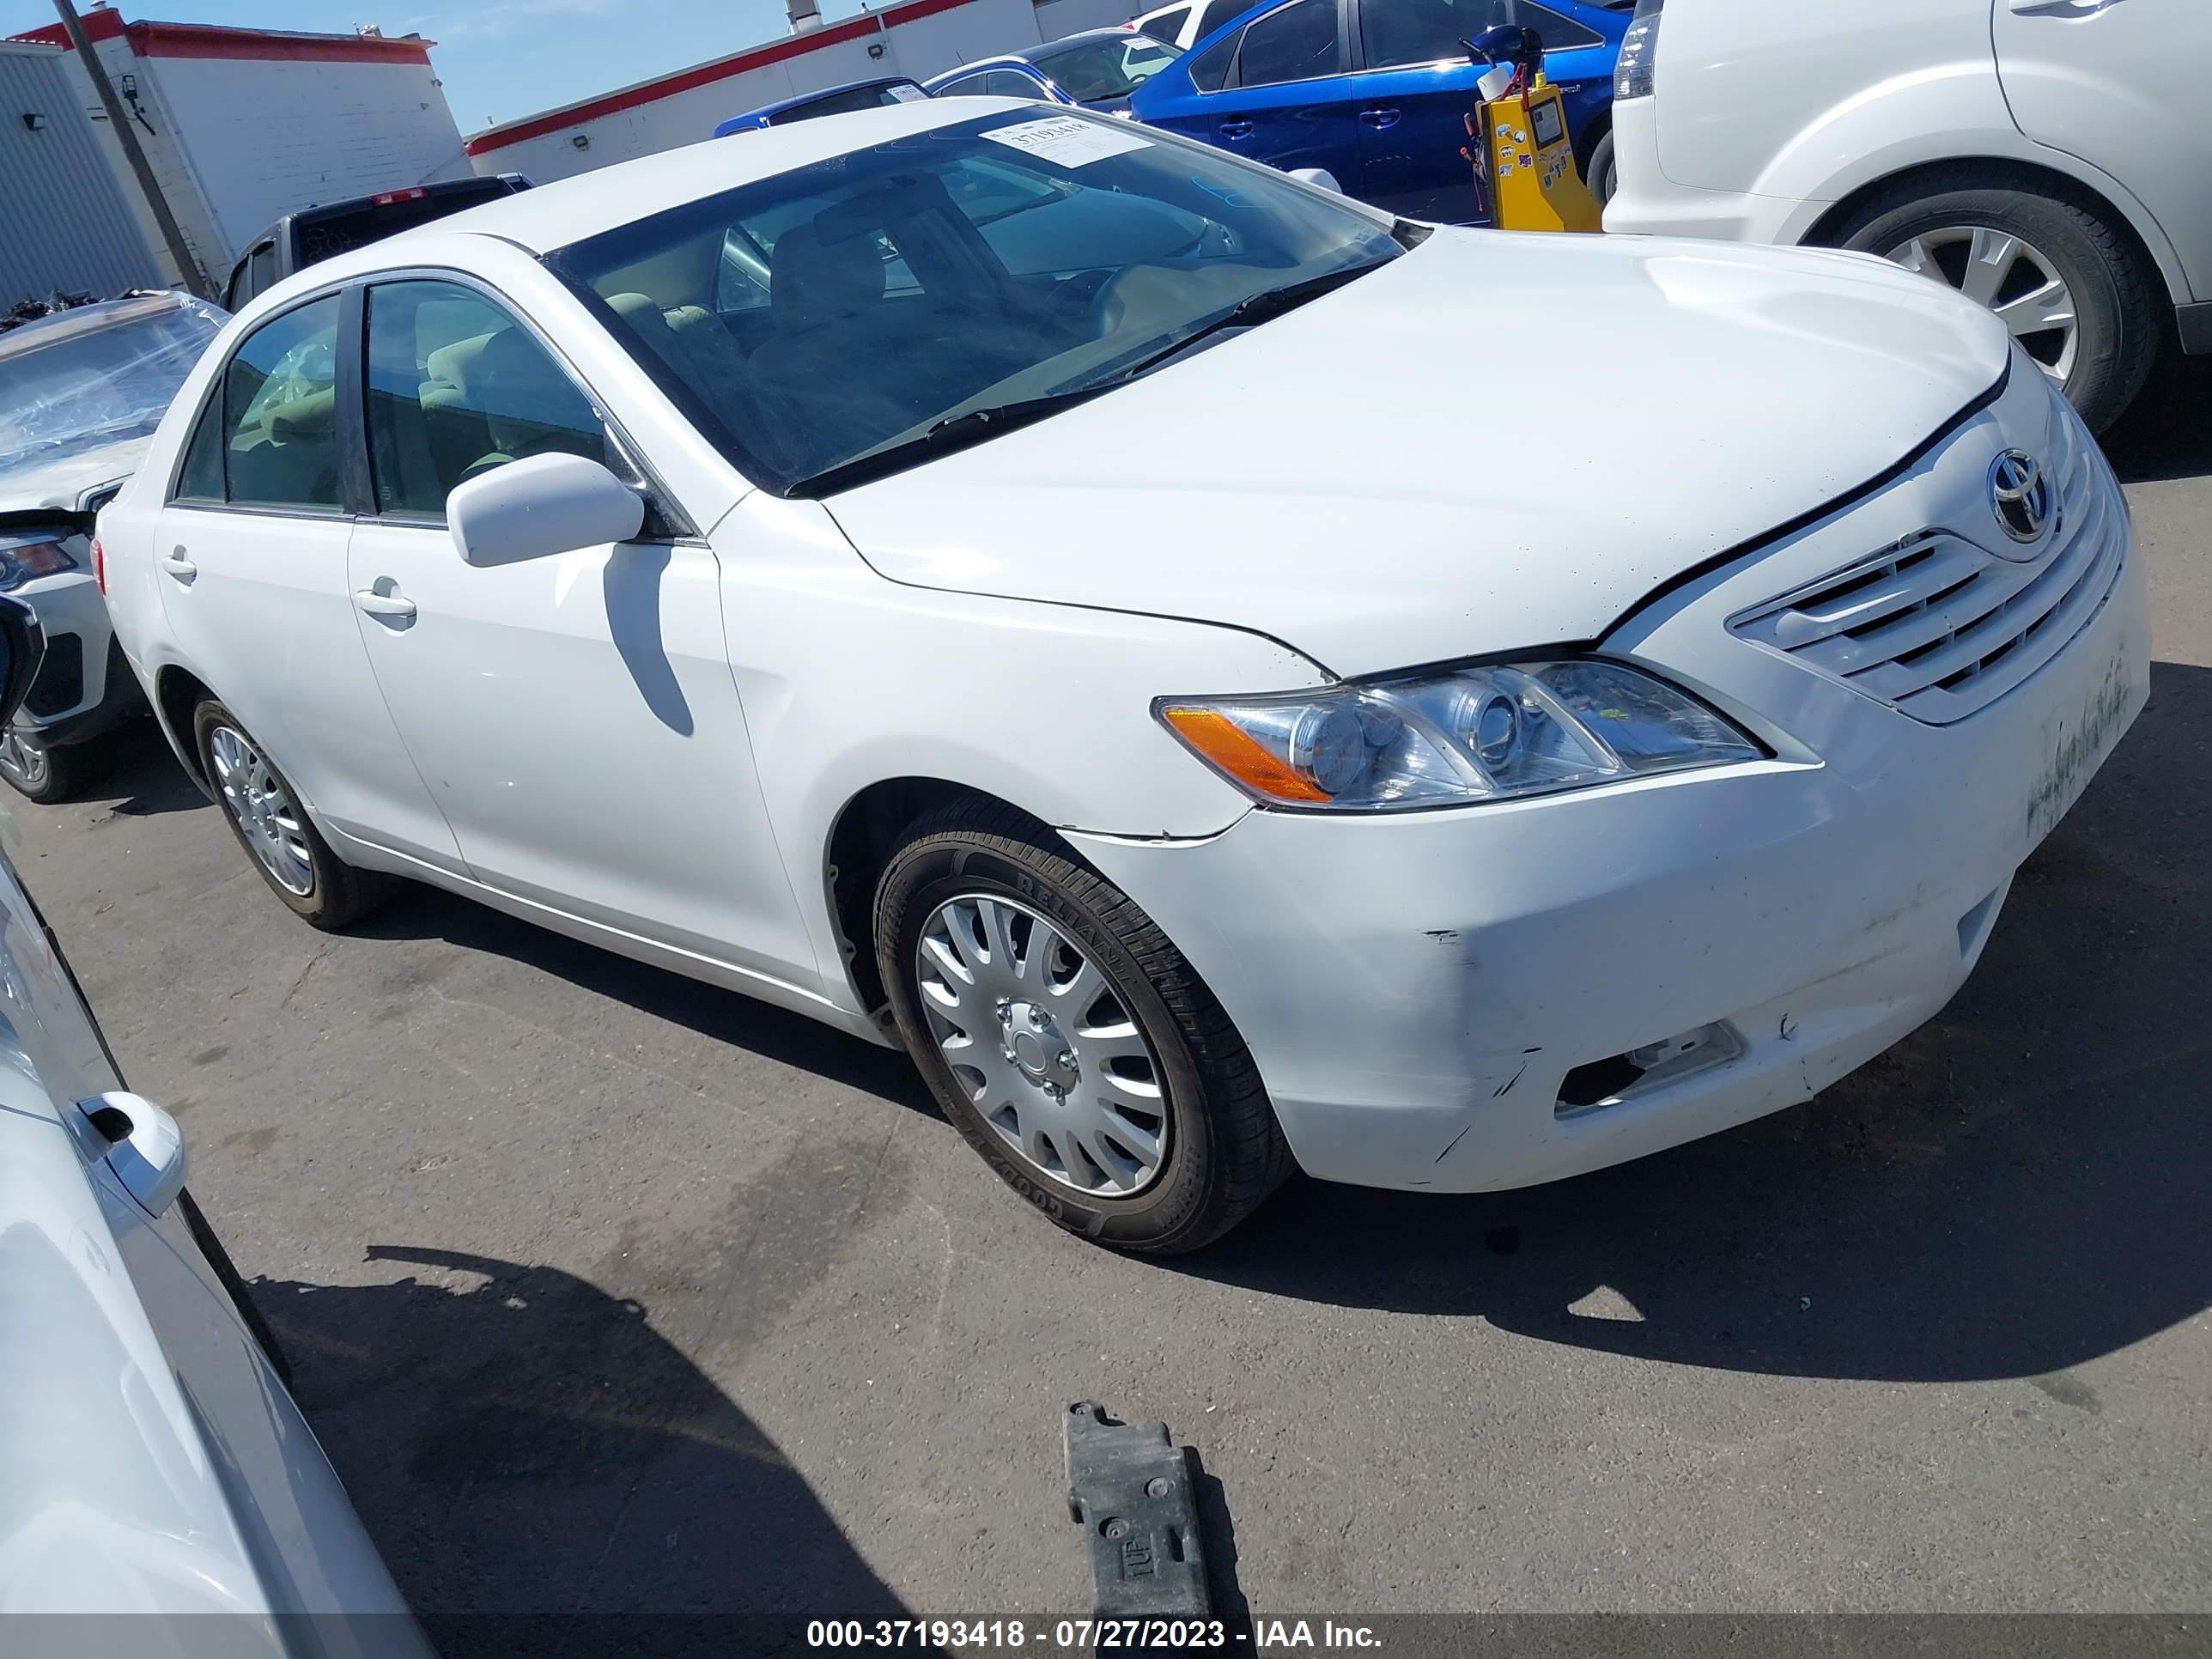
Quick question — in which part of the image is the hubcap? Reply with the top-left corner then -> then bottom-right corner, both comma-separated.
915,894 -> 1170,1197
0,727 -> 48,787
1887,226 -> 2080,387
209,726 -> 314,896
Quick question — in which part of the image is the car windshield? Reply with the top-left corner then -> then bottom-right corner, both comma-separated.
1027,34 -> 1182,101
549,110 -> 1400,495
0,295 -> 225,487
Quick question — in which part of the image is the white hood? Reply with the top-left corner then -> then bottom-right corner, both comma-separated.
823,228 -> 2011,678
0,436 -> 149,519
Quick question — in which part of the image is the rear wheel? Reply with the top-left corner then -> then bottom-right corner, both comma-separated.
0,726 -> 90,804
192,699 -> 389,928
874,800 -> 1292,1254
1829,177 -> 2160,433
1587,131 -> 1617,205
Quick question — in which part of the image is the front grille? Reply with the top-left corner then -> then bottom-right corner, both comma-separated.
24,631 -> 82,718
1727,410 -> 2124,725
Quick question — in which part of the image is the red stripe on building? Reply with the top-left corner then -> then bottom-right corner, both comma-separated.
9,13 -> 433,64
465,11 -> 895,155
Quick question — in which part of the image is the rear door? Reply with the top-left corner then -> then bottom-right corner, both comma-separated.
1351,0 -> 1616,222
1204,0 -> 1366,184
1993,0 -> 2209,301
154,289 -> 462,866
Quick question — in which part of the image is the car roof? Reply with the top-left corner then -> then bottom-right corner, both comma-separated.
1018,27 -> 1163,58
313,98 -> 1030,268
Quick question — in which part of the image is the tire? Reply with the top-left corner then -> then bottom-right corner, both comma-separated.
1827,174 -> 2160,434
1587,131 -> 1617,206
0,726 -> 92,804
191,699 -> 390,929
874,799 -> 1292,1254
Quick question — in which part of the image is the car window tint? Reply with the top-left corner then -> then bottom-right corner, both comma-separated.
1195,0 -> 1252,38
1236,0 -> 1339,88
984,70 -> 1042,97
1144,6 -> 1193,41
1188,30 -> 1239,89
247,240 -> 278,299
220,295 -> 342,511
173,398 -> 224,501
934,72 -> 992,96
363,279 -> 607,519
1363,0 -> 1597,67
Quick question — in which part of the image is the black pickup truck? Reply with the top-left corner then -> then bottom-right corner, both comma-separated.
222,173 -> 532,312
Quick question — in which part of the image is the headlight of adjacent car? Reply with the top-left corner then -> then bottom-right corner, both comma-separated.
0,533 -> 78,592
1158,659 -> 1760,811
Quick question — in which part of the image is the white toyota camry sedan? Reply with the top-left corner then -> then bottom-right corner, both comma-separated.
97,100 -> 2148,1252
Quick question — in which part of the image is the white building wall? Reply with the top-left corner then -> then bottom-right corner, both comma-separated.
467,0 -> 1101,185
143,54 -> 471,258
76,33 -> 228,294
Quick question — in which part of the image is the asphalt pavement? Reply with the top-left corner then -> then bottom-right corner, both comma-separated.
6,358 -> 2208,1644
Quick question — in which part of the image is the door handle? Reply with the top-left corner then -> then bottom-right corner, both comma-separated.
354,584 -> 417,623
159,547 -> 197,583
1359,106 -> 1401,128
2008,0 -> 2122,12
1218,118 -> 1254,139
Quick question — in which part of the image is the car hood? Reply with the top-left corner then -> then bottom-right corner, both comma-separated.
823,228 -> 2011,678
0,436 -> 149,519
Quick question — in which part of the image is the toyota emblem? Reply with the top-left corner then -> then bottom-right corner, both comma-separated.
1989,450 -> 2053,545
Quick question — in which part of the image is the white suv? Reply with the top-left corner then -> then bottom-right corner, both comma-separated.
1604,0 -> 2211,432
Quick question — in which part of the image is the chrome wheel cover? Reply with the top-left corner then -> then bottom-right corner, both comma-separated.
915,893 -> 1170,1198
209,726 -> 314,896
1887,225 -> 2080,387
0,727 -> 49,788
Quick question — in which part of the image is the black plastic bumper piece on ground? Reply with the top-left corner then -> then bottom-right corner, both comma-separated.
1064,1402 -> 1211,1626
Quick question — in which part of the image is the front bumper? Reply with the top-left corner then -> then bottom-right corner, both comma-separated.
1070,371 -> 2148,1194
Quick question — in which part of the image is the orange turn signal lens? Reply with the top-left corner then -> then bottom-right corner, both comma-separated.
1158,705 -> 1332,803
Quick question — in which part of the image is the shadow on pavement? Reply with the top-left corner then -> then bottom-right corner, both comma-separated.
1169,659 -> 2211,1387
258,1247 -> 910,1656
2099,352 -> 2212,485
78,720 -> 205,817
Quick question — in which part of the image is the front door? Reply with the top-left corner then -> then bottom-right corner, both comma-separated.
1993,0 -> 2210,301
155,289 -> 461,866
345,277 -> 815,984
1205,0 -> 1367,187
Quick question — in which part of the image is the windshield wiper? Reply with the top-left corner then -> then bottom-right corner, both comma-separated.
1102,262 -> 1384,388
784,384 -> 1117,498
781,261 -> 1387,498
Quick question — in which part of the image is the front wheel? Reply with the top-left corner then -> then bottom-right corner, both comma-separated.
0,726 -> 91,804
874,801 -> 1292,1254
192,699 -> 389,928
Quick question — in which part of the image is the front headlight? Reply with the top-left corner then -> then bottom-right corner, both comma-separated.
1614,0 -> 1662,100
0,533 -> 78,592
1158,659 -> 1759,811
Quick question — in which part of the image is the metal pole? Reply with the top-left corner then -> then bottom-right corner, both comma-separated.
51,0 -> 213,299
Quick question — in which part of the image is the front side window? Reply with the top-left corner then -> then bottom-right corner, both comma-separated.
1235,0 -> 1340,88
933,72 -> 992,97
220,295 -> 343,511
550,110 -> 1399,496
364,279 -> 606,518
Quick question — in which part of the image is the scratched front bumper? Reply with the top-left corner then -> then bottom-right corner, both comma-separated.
1068,380 -> 2149,1194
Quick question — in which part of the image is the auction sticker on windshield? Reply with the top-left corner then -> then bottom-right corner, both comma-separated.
983,115 -> 1151,167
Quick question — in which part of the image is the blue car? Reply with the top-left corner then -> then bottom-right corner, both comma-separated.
714,76 -> 928,136
1127,0 -> 1632,224
924,27 -> 1184,114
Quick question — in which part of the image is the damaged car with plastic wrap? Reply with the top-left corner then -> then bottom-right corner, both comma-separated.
94,102 -> 2149,1251
0,290 -> 224,800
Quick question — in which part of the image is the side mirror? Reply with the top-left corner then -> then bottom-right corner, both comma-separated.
1287,167 -> 1344,195
77,1091 -> 189,1218
447,453 -> 645,568
0,596 -> 46,727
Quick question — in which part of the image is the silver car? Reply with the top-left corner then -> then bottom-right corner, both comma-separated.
0,597 -> 430,1651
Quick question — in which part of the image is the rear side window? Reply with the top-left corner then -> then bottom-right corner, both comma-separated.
1236,0 -> 1340,87
364,279 -> 607,518
985,70 -> 1042,97
1188,31 -> 1238,89
1364,0 -> 1601,65
215,295 -> 343,511
173,400 -> 223,501
1142,5 -> 1192,41
933,72 -> 992,96
1194,0 -> 1254,38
